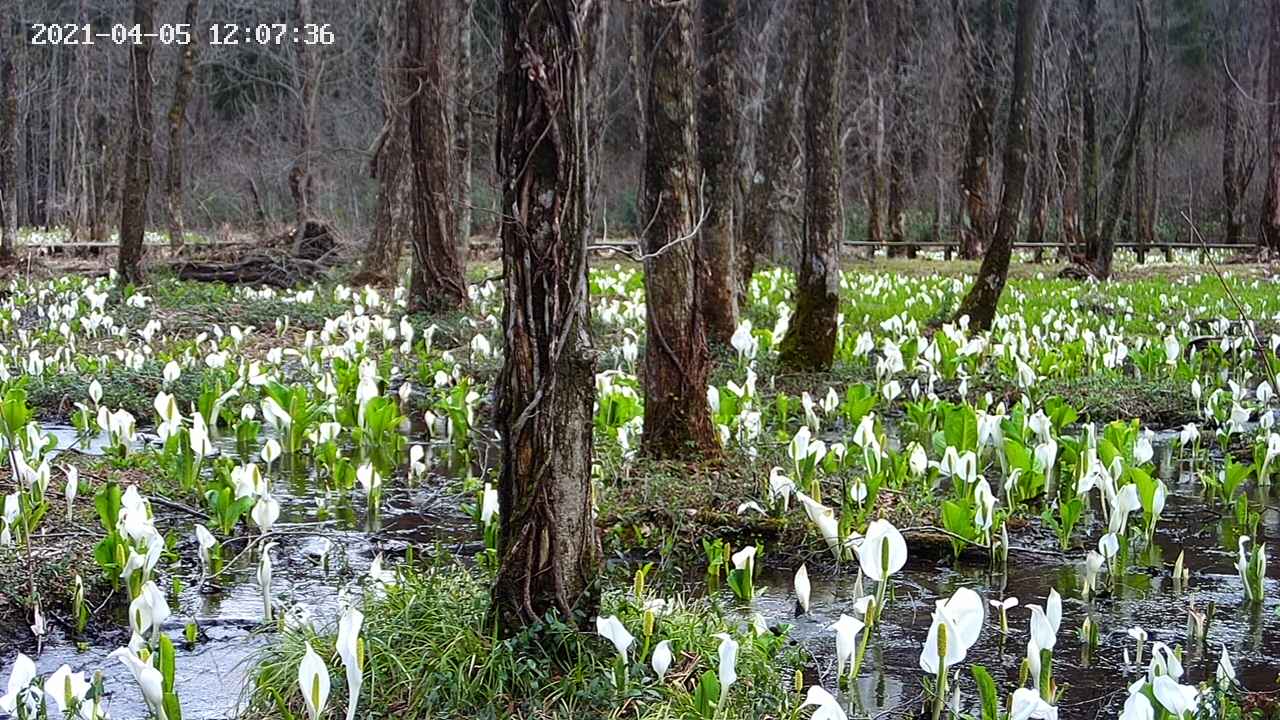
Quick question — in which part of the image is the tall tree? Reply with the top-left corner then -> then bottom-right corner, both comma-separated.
1088,0 -> 1148,279
290,0 -> 318,223
406,0 -> 468,311
955,0 -> 998,259
1079,0 -> 1100,255
356,0 -> 410,286
165,0 -> 200,252
0,20 -> 18,263
456,0 -> 474,255
1261,0 -> 1280,255
491,0 -> 603,629
739,0 -> 803,294
117,0 -> 156,286
955,0 -> 1041,329
776,0 -> 846,370
641,0 -> 720,459
697,0 -> 740,345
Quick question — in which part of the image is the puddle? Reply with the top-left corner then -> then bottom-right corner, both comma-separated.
5,426 -> 1278,719
9,426 -> 477,720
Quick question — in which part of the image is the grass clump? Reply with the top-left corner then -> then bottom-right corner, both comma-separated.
249,559 -> 804,720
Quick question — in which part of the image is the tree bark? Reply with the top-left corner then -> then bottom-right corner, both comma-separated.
885,0 -> 913,258
777,0 -> 846,371
456,0 -> 474,256
640,0 -> 720,459
165,0 -> 200,252
740,1 -> 803,294
291,0 -> 317,224
357,0 -> 410,286
1089,0 -> 1149,280
406,0 -> 467,311
697,0 -> 740,345
1264,0 -> 1280,253
955,0 -> 1040,330
0,24 -> 18,263
1079,0 -> 1100,255
117,0 -> 156,286
956,0 -> 998,259
491,0 -> 603,631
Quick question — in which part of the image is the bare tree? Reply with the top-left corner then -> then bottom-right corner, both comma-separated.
1260,0 -> 1280,254
640,0 -> 719,459
456,0 -> 474,254
406,0 -> 467,311
290,0 -> 318,223
118,0 -> 157,286
955,0 -> 998,259
165,0 -> 200,251
0,20 -> 18,263
1088,0 -> 1148,279
955,0 -> 1041,329
356,0 -> 410,286
491,0 -> 603,630
776,0 -> 846,370
697,0 -> 740,345
739,0 -> 802,293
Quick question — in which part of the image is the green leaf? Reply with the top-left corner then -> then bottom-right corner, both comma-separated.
970,665 -> 998,720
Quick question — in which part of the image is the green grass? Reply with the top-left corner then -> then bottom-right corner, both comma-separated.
248,560 -> 804,720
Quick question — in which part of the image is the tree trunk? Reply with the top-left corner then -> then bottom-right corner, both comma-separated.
956,0 -> 997,259
640,0 -> 720,459
0,25 -> 18,263
697,0 -> 740,345
1079,0 -> 1100,255
491,0 -> 603,631
117,0 -> 156,286
165,0 -> 200,252
866,94 -> 885,250
1264,0 -> 1280,253
456,0 -> 474,256
357,0 -> 410,287
1027,122 -> 1049,254
777,0 -> 846,371
1090,0 -> 1149,280
739,1 -> 802,297
955,0 -> 1041,330
292,0 -> 317,224
885,0 -> 912,259
406,0 -> 467,311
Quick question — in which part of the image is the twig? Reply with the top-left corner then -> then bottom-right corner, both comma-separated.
1180,209 -> 1280,396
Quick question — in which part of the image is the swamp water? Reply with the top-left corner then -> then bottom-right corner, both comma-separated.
6,428 -> 1279,719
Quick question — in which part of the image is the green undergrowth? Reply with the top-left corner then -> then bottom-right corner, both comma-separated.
248,559 -> 805,720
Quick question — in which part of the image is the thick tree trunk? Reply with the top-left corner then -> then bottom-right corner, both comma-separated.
357,0 -> 410,287
406,0 -> 467,311
1264,0 -> 1280,253
491,0 -> 602,630
739,1 -> 802,296
0,26 -> 18,263
1080,0 -> 1100,255
955,0 -> 1040,330
697,0 -> 740,345
777,0 -> 846,371
165,0 -> 200,252
956,0 -> 997,259
292,0 -> 317,224
1090,0 -> 1149,279
640,0 -> 720,459
456,0 -> 474,256
117,0 -> 156,286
